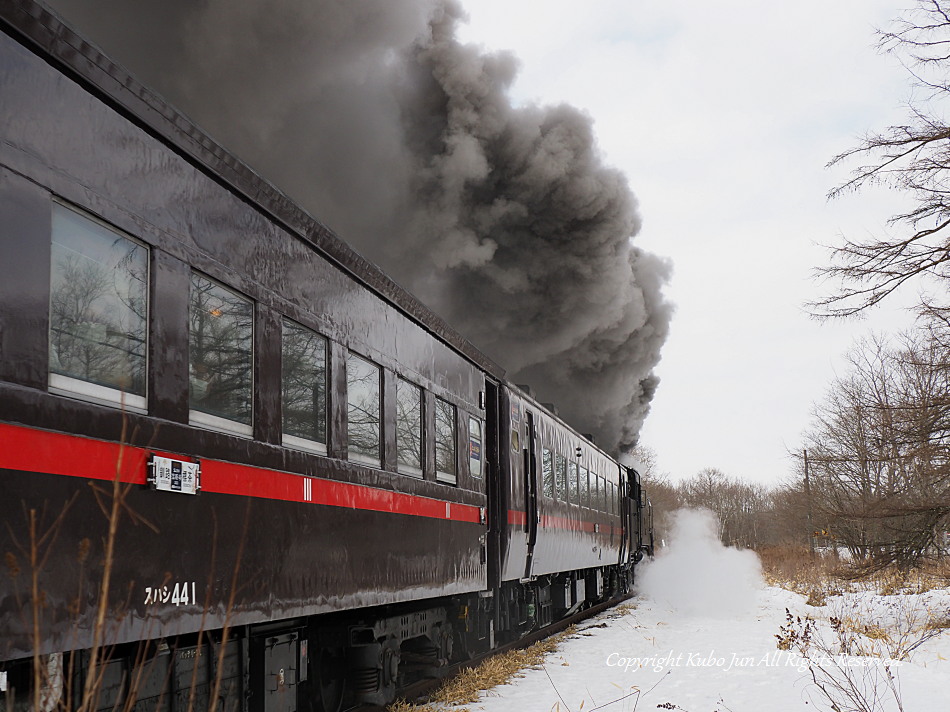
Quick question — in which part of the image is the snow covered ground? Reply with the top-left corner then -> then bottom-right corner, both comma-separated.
438,512 -> 950,712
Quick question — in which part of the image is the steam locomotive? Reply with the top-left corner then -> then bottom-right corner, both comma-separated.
0,3 -> 653,710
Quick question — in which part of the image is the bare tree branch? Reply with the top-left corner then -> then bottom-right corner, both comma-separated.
816,0 -> 950,317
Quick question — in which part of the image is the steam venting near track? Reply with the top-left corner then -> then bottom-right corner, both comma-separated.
639,509 -> 763,618
44,0 -> 673,454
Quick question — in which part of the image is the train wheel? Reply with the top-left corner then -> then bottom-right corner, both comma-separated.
304,646 -> 345,712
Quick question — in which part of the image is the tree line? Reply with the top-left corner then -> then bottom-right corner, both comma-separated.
639,1 -> 950,572
634,449 -> 809,554
636,324 -> 950,571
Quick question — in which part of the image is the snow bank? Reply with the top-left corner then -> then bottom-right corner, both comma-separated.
638,508 -> 763,617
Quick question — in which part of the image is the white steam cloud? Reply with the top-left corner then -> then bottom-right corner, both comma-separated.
42,0 -> 672,453
638,509 -> 763,618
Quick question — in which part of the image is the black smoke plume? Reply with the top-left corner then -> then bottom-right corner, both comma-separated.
44,0 -> 672,453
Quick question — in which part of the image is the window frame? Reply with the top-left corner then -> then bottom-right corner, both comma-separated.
395,376 -> 424,478
48,201 -> 149,414
346,351 -> 383,468
434,396 -> 458,484
468,415 -> 484,479
555,453 -> 568,503
280,317 -> 328,455
541,447 -> 555,499
568,460 -> 579,504
187,271 -> 255,438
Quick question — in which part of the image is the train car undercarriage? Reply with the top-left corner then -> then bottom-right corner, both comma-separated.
1,564 -> 632,712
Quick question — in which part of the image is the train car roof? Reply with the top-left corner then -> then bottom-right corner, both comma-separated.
506,382 -> 625,468
0,0 -> 505,380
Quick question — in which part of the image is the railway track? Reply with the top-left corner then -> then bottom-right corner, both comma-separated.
354,593 -> 634,711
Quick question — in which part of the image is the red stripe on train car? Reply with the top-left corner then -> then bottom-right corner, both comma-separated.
541,513 -> 596,532
506,508 -> 619,535
0,423 -> 482,524
507,509 -> 527,526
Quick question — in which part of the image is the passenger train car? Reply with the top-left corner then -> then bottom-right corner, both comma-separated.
0,3 -> 653,710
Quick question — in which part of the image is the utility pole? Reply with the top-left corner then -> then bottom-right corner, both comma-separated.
804,448 -> 814,555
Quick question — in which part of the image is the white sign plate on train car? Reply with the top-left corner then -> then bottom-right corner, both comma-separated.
148,455 -> 200,495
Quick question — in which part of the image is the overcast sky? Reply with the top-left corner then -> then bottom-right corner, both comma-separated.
457,0 -> 922,485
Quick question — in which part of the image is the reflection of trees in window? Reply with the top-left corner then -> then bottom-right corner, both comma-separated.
569,462 -> 579,503
556,454 -> 568,503
189,274 -> 253,425
49,205 -> 147,396
347,353 -> 381,466
396,378 -> 423,474
580,467 -> 589,507
542,448 -> 555,498
282,319 -> 327,446
435,397 -> 456,480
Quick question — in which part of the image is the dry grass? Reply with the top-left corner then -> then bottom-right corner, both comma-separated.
805,588 -> 829,607
758,546 -> 846,608
924,614 -> 950,631
758,546 -> 842,589
388,626 -> 578,711
758,545 -> 950,600
387,700 -> 453,712
865,561 -> 950,595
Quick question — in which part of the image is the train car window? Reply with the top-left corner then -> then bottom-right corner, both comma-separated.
568,461 -> 579,503
591,473 -> 600,511
509,402 -> 520,453
189,274 -> 254,436
434,397 -> 457,484
541,448 -> 554,498
346,352 -> 382,467
555,454 -> 568,503
48,203 -> 148,412
468,416 -> 483,479
281,319 -> 328,454
396,377 -> 423,477
580,466 -> 589,507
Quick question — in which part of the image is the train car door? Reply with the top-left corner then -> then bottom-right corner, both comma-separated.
485,379 -> 503,590
522,410 -> 539,580
625,467 -> 641,562
619,465 -> 629,564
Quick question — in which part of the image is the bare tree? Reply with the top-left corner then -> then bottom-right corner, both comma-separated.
678,468 -> 770,549
761,480 -> 814,548
799,329 -> 950,570
630,445 -> 679,548
631,448 -> 814,551
818,0 -> 950,317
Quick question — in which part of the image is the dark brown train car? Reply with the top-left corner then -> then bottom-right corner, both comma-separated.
0,2 -> 648,710
494,386 -> 630,626
0,2 -> 503,708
